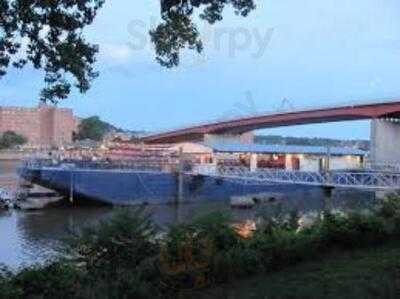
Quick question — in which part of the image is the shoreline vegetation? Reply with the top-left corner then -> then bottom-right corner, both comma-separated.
1,195 -> 400,298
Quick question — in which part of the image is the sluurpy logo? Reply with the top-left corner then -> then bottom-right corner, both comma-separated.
126,16 -> 275,72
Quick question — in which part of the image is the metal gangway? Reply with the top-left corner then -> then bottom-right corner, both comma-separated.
192,165 -> 400,191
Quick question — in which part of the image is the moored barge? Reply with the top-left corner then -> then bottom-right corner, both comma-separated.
19,159 -> 304,205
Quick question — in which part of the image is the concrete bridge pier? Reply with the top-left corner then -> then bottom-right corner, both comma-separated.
204,132 -> 254,144
250,153 -> 258,172
370,118 -> 400,164
322,186 -> 334,212
375,190 -> 394,200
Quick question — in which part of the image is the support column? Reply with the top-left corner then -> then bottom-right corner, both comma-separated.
326,146 -> 331,171
250,153 -> 258,172
177,147 -> 184,204
375,190 -> 393,200
285,154 -> 293,170
322,186 -> 334,212
370,119 -> 400,163
69,171 -> 74,204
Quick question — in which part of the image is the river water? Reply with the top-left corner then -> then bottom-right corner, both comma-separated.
0,160 -> 376,269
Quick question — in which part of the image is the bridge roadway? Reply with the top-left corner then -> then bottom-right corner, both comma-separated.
191,166 -> 400,191
142,100 -> 400,144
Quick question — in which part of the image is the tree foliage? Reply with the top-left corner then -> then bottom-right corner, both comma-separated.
76,116 -> 114,141
0,0 -> 255,102
0,0 -> 105,103
151,0 -> 256,67
0,130 -> 27,149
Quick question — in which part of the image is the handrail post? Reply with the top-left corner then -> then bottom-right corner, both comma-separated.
177,147 -> 184,205
69,170 -> 74,204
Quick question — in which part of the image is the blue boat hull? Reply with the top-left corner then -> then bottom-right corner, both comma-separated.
20,167 -> 326,205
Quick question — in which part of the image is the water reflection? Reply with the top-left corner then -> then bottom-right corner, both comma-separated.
0,187 -> 375,268
0,160 -> 376,268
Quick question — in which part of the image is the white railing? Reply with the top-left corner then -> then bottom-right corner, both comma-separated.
330,172 -> 400,189
191,163 -> 217,176
192,165 -> 400,190
365,161 -> 400,172
22,159 -> 179,173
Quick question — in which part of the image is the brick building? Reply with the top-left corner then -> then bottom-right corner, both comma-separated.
0,104 -> 79,148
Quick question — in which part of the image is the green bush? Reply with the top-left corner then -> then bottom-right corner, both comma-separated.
211,246 -> 261,283
0,131 -> 27,149
66,208 -> 158,275
159,211 -> 240,290
5,194 -> 400,298
378,193 -> 400,218
12,262 -> 82,298
256,203 -> 300,234
190,211 -> 239,250
319,211 -> 386,248
63,208 -> 160,298
0,265 -> 22,299
248,229 -> 319,273
375,193 -> 400,236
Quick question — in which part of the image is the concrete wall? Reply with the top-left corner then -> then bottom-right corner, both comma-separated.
370,119 -> 400,163
53,108 -> 79,147
298,155 -> 361,172
330,156 -> 361,170
299,155 -> 320,171
204,131 -> 254,144
171,142 -> 213,154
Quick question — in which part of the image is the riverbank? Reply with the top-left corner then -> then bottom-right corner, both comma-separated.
1,195 -> 400,298
0,160 -> 20,192
200,240 -> 400,298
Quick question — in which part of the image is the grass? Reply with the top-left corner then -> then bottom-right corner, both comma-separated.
197,241 -> 400,299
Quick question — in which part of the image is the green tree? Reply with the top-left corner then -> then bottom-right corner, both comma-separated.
0,0 -> 105,103
0,130 -> 27,149
76,116 -> 114,141
1,1 -> 255,102
151,0 -> 256,67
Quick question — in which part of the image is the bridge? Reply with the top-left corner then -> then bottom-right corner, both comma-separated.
142,100 -> 400,143
142,99 -> 400,165
192,165 -> 400,191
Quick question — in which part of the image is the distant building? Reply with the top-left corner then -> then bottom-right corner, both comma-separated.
155,142 -> 366,172
204,143 -> 366,172
100,141 -> 366,172
0,104 -> 79,148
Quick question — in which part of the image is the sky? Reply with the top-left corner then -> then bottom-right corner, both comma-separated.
1,0 -> 400,139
